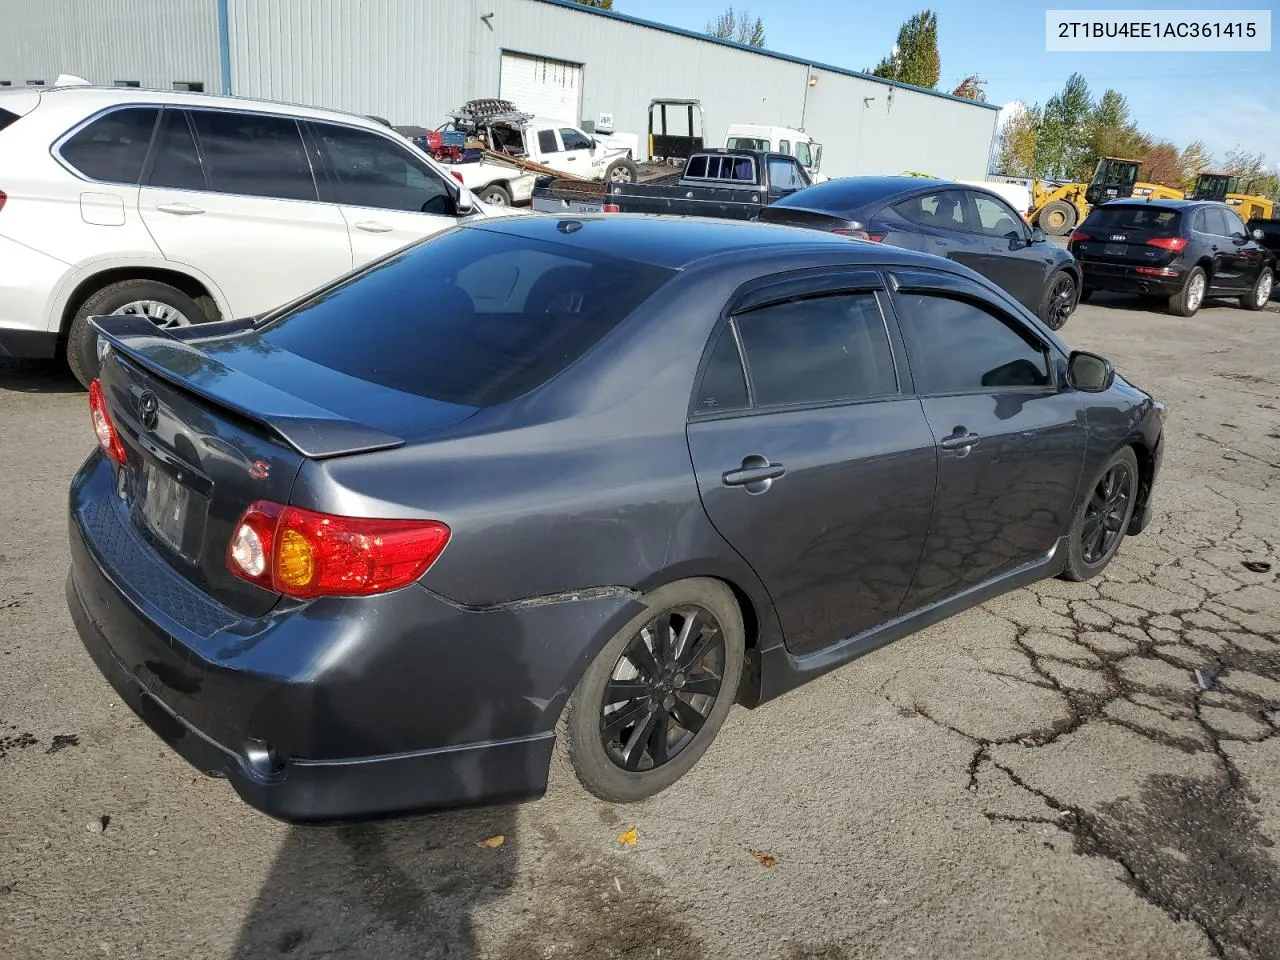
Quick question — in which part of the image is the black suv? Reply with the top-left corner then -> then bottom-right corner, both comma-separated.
1069,199 -> 1275,317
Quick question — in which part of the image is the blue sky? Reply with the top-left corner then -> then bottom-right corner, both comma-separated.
608,0 -> 1280,169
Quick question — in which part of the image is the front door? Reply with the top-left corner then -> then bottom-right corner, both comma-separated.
686,275 -> 937,656
139,108 -> 353,318
307,121 -> 464,267
965,190 -> 1045,310
887,272 -> 1087,612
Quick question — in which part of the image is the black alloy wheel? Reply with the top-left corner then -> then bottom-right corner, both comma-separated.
1080,460 -> 1133,564
1042,271 -> 1077,331
600,606 -> 726,772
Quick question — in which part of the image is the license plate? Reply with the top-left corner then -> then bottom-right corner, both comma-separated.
575,202 -> 602,213
1104,243 -> 1127,257
141,461 -> 191,555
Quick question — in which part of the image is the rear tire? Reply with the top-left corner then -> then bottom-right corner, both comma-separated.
1167,265 -> 1207,318
1240,267 -> 1273,311
561,578 -> 744,803
1059,446 -> 1140,582
605,158 -> 639,184
1039,200 -> 1077,236
479,184 -> 511,206
67,279 -> 208,388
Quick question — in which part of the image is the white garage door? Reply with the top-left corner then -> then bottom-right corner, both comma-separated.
500,52 -> 583,126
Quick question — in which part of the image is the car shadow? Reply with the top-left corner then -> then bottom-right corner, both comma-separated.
0,358 -> 82,395
1085,290 -> 1250,315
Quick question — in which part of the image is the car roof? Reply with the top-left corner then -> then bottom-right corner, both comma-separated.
1098,198 -> 1206,209
10,84 -> 385,130
773,175 -> 955,211
465,213 -> 897,270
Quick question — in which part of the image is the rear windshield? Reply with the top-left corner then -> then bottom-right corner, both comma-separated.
726,137 -> 768,150
685,154 -> 756,182
0,108 -> 19,133
250,227 -> 675,406
1085,205 -> 1182,233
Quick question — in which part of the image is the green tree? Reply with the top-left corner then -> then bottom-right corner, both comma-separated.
1082,88 -> 1149,177
996,103 -> 1040,177
868,10 -> 940,89
706,7 -> 766,47
568,0 -> 613,8
1038,73 -> 1093,180
951,75 -> 986,101
1178,140 -> 1215,193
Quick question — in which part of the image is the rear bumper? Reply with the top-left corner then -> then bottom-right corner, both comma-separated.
66,452 -> 642,822
1077,260 -> 1183,297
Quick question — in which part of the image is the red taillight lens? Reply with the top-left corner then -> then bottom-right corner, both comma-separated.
227,501 -> 451,599
602,203 -> 621,213
450,171 -> 464,184
0,189 -> 7,214
1147,236 -> 1188,251
88,379 -> 127,465
1069,230 -> 1090,243
831,227 -> 883,241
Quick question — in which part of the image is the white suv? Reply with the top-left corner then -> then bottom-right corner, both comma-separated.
0,85 -> 494,386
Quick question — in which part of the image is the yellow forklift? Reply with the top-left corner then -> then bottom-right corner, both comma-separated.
1191,173 -> 1275,221
1029,157 -> 1142,235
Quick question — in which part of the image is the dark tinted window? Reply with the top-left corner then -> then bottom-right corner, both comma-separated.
895,190 -> 970,231
148,109 -> 205,190
684,154 -> 755,182
1192,208 -> 1207,232
313,122 -> 451,214
971,192 -> 1025,240
768,157 -> 803,191
189,110 -> 315,201
1222,207 -> 1248,237
538,129 -> 559,154
1084,205 -> 1181,233
0,107 -> 22,133
249,228 -> 674,406
896,294 -> 1049,394
694,327 -> 749,414
559,127 -> 591,151
1202,207 -> 1231,237
60,107 -> 158,183
735,293 -> 897,407
726,137 -> 768,150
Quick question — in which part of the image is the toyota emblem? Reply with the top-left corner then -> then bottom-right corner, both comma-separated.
137,391 -> 159,430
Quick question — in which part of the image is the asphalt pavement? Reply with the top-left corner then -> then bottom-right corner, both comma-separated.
1,289 -> 1278,960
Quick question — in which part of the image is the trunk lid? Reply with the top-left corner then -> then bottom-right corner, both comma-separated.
1074,206 -> 1184,266
94,315 -> 479,618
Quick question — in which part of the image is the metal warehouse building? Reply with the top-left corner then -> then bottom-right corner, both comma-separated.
0,0 -> 1000,179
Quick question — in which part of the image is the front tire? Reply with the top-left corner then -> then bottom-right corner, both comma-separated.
67,279 -> 208,387
1168,265 -> 1207,317
1040,269 -> 1077,330
561,578 -> 744,803
1240,266 -> 1273,311
1059,446 -> 1140,582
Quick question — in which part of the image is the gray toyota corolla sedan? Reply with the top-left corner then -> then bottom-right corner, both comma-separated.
67,214 -> 1165,823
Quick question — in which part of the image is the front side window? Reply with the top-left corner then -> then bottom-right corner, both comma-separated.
896,293 -> 1050,394
767,158 -> 803,192
1222,208 -> 1248,237
189,110 -> 316,201
313,122 -> 451,214
971,192 -> 1026,240
537,129 -> 560,154
559,127 -> 591,151
734,293 -> 897,407
1202,206 -> 1231,238
60,107 -> 159,184
794,141 -> 813,167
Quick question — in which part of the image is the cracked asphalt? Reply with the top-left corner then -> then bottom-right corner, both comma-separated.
2,290 -> 1278,960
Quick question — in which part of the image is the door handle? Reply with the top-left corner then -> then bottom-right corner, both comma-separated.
722,454 -> 785,492
354,221 -> 393,233
565,156 -> 577,161
155,202 -> 205,216
939,431 -> 980,451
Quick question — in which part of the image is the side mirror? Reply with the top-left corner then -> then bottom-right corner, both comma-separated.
589,138 -> 598,150
1031,226 -> 1046,244
1254,228 -> 1266,240
454,190 -> 474,216
1067,350 -> 1115,393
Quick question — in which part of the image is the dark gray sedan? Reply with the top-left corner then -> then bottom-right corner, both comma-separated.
759,177 -> 1082,330
67,215 -> 1164,822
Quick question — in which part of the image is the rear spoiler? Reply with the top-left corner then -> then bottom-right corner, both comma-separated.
91,315 -> 405,459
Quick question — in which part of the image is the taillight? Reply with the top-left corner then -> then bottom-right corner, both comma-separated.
1147,236 -> 1188,251
602,203 -> 621,213
227,501 -> 450,599
830,227 -> 884,242
88,379 -> 126,465
1069,229 -> 1090,243
0,189 -> 7,214
450,171 -> 464,184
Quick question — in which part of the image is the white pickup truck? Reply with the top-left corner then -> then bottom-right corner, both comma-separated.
395,125 -> 536,207
447,100 -> 641,184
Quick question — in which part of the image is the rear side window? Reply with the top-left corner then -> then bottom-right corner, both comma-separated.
0,107 -> 20,133
537,129 -> 559,154
1085,206 -> 1181,233
895,191 -> 970,231
249,227 -> 674,406
694,327 -> 749,414
896,294 -> 1049,394
312,122 -> 451,214
189,110 -> 316,201
59,107 -> 159,183
726,137 -> 767,150
148,109 -> 205,190
734,293 -> 898,407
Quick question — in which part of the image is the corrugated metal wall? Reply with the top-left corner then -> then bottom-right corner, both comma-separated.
226,0 -> 998,180
0,0 -> 220,92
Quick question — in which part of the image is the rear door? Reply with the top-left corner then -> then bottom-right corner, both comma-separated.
686,272 -> 937,655
965,190 -> 1045,309
887,271 -> 1086,612
139,108 -> 353,318
1196,206 -> 1241,289
307,120 -> 464,267
892,189 -> 986,264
